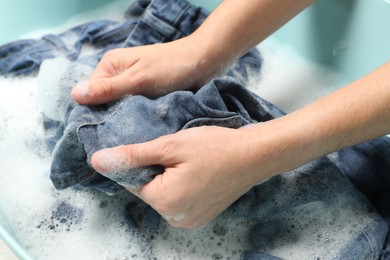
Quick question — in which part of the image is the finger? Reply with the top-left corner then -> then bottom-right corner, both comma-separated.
91,140 -> 169,174
71,77 -> 126,105
89,48 -> 137,81
72,47 -> 146,104
71,70 -> 142,105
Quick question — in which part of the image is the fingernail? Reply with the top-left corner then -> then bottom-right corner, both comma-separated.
92,148 -> 128,173
73,81 -> 91,99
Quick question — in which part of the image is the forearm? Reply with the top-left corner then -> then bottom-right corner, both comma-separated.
191,0 -> 315,66
243,61 -> 390,183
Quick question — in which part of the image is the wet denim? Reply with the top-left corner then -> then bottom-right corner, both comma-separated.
50,77 -> 278,191
329,136 -> 390,259
121,149 -> 389,259
237,156 -> 389,259
0,0 -> 210,77
0,20 -> 124,76
0,2 -> 156,76
1,0 -> 389,258
42,0 -> 265,193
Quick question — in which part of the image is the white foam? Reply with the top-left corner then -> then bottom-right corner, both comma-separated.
37,57 -> 95,123
38,57 -> 72,121
0,76 -> 254,260
250,38 -> 345,112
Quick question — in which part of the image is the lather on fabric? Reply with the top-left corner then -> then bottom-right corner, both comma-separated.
1,0 -> 389,258
329,137 -> 390,259
41,0 -> 268,193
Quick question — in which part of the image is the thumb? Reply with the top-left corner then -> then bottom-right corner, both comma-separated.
91,141 -> 166,174
71,74 -> 135,105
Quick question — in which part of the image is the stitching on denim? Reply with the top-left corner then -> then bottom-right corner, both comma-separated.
173,1 -> 191,25
75,101 -> 125,143
362,230 -> 376,260
142,15 -> 177,41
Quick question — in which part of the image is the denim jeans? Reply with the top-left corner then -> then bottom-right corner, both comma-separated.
0,3 -> 150,76
34,0 -> 264,193
329,137 -> 390,259
238,155 -> 388,259
0,20 -> 125,76
1,0 -> 389,258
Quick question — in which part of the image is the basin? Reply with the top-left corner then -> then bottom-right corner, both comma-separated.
1,0 -> 389,258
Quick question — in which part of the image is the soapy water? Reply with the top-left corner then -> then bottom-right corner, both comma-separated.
252,38 -> 344,112
0,4 -> 348,258
0,39 -> 347,259
0,77 -> 253,259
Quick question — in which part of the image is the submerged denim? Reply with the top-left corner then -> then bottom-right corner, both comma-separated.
238,156 -> 389,260
329,137 -> 390,259
1,0 -> 389,258
35,0 -> 264,193
0,20 -> 133,76
51,75 -> 281,189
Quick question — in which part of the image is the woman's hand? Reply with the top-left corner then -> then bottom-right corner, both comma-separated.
90,125 -> 271,229
71,36 -> 222,105
71,0 -> 315,106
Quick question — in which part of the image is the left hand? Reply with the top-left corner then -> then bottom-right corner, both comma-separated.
71,37 -> 222,105
91,125 -> 268,229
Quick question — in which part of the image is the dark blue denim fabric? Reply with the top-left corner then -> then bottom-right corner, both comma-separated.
50,77 -> 278,191
0,0 -> 210,77
1,0 -> 389,258
382,235 -> 390,260
0,20 -> 122,76
235,156 -> 388,260
329,136 -> 390,259
41,0 -> 265,193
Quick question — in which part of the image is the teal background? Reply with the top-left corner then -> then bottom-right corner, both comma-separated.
0,0 -> 390,258
273,0 -> 390,82
0,0 -> 113,44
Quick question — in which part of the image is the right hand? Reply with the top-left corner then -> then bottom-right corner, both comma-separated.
71,36 -> 222,105
91,125 -> 271,229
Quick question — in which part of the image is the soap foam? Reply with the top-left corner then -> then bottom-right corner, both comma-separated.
250,38 -> 345,112
0,40 -> 349,259
0,76 -> 255,260
0,7 -> 351,258
38,57 -> 72,121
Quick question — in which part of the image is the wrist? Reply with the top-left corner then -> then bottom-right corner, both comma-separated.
238,117 -> 321,187
185,30 -> 238,81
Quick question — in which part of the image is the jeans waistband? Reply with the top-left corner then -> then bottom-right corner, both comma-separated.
124,0 -> 208,47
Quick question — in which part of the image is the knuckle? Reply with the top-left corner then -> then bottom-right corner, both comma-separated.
122,145 -> 140,167
103,49 -> 121,61
99,49 -> 125,76
92,79 -> 114,99
129,70 -> 149,93
157,136 -> 178,162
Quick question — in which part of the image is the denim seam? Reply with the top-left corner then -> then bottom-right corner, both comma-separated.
50,169 -> 94,188
75,102 -> 125,143
362,229 -> 376,260
142,12 -> 181,41
172,2 -> 192,25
